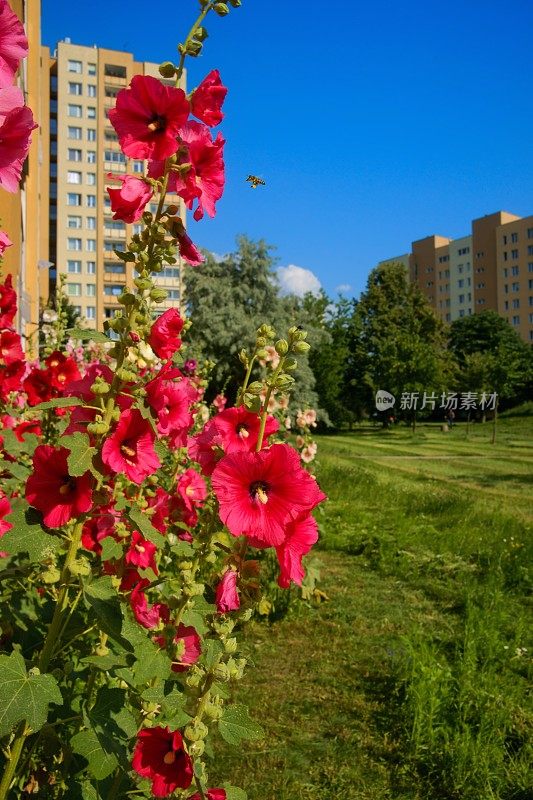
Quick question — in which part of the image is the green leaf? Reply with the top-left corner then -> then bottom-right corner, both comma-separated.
71,727 -> 117,780
170,540 -> 194,558
203,639 -> 223,672
84,578 -> 131,651
33,396 -> 85,411
127,506 -> 165,548
0,458 -> 30,482
0,651 -> 62,736
100,536 -> 123,561
181,608 -> 208,635
0,428 -> 38,458
60,432 -> 97,477
131,640 -> 172,685
81,653 -> 130,671
90,687 -> 137,739
223,787 -> 248,800
218,704 -> 264,747
2,499 -> 60,562
65,327 -> 110,343
160,690 -> 192,728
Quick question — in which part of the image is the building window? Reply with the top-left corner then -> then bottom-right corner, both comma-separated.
161,268 -> 179,278
87,62 -> 96,75
67,282 -> 82,296
512,282 -> 519,292
511,232 -> 518,243
528,245 -> 533,256
504,301 -> 509,310
458,294 -> 465,304
104,150 -> 126,164
86,284 -> 96,296
87,84 -> 96,97
87,128 -> 96,141
67,192 -> 82,206
512,315 -> 520,325
458,279 -> 464,288
68,104 -> 82,117
87,239 -> 96,252
67,237 -> 82,251
133,160 -> 144,173
87,261 -> 96,274
502,235 -> 507,245
458,246 -> 470,255
67,170 -> 82,184
67,260 -> 82,273
477,298 -> 486,305
528,263 -> 533,273
104,284 -> 125,296
68,126 -> 82,139
529,279 -> 533,290
68,148 -> 82,161
527,228 -> 533,239
87,195 -> 96,207
104,240 -> 125,252
105,130 -> 118,142
503,251 -> 508,261
87,106 -> 96,119
67,215 -> 82,229
86,216 -> 96,230
166,289 -> 180,300
511,266 -> 519,276
86,306 -> 96,319
133,224 -> 143,235
476,282 -> 485,289
529,313 -> 533,323
68,82 -> 82,95
511,249 -> 519,260
503,268 -> 508,277
68,59 -> 82,73
87,172 -> 96,185
87,150 -> 96,164
104,262 -> 125,274
504,284 -> 509,294
104,63 -> 127,78
512,299 -> 520,309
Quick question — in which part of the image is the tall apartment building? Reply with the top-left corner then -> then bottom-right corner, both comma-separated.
0,0 -> 50,353
49,41 -> 186,330
381,210 -> 533,343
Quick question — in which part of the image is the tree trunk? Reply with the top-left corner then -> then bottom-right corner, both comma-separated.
491,403 -> 498,444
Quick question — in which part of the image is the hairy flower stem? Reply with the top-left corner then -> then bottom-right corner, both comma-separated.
0,520 -> 85,799
255,358 -> 286,452
175,2 -> 215,82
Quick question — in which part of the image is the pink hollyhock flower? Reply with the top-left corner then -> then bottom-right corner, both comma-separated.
0,491 -> 12,537
0,272 -> 16,327
147,487 -> 170,534
215,569 -> 240,613
155,623 -> 202,673
177,227 -> 204,266
129,576 -> 170,629
183,359 -> 197,375
45,350 -> 81,391
102,408 -> 161,484
81,509 -> 117,555
187,418 -> 224,477
0,0 -> 28,88
211,443 -> 327,547
276,514 -> 319,588
25,445 -> 93,528
189,790 -> 227,800
63,362 -> 114,402
148,308 -> 184,360
191,69 -> 227,127
301,442 -> 318,464
0,230 -> 12,254
0,329 -> 23,364
132,726 -> 193,797
125,530 -> 158,574
0,85 -> 37,192
146,367 -> 196,447
106,173 -> 153,223
177,121 -> 225,221
169,494 -> 198,531
212,393 -> 227,412
177,468 -> 207,512
213,406 -> 279,455
108,75 -> 189,161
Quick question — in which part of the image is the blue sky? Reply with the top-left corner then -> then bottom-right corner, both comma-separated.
42,0 -> 533,299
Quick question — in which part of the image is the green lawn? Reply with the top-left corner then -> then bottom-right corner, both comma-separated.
214,418 -> 532,800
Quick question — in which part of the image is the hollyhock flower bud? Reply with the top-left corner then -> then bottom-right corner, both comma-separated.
25,445 -> 93,528
0,1 -> 28,88
0,86 -> 38,192
108,75 -> 189,161
0,230 -> 12,254
106,173 -> 153,223
191,69 -> 227,127
131,726 -> 193,797
215,569 -> 240,613
148,308 -> 184,360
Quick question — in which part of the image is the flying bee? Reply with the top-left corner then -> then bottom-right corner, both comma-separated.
246,174 -> 266,189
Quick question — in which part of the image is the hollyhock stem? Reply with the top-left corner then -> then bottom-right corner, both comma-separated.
256,358 -> 286,451
193,776 -> 208,800
0,721 -> 26,800
175,2 -> 215,81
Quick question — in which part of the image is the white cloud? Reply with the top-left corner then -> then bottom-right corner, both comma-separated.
335,283 -> 352,294
276,264 -> 321,297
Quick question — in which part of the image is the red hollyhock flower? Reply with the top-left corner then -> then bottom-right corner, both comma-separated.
0,359 -> 24,401
155,623 -> 202,673
211,443 -> 327,547
23,366 -> 53,406
102,408 -> 161,484
0,85 -> 37,193
191,69 -> 227,127
177,468 -> 207,512
0,329 -> 23,365
25,445 -> 93,528
276,513 -> 319,588
189,790 -> 227,800
45,350 -> 81,391
177,228 -> 204,266
106,173 -> 153,223
129,577 -> 170,629
13,418 -> 41,441
148,308 -> 184,361
187,418 -> 224,477
215,569 -> 240,614
0,230 -> 12,254
176,121 -> 225,221
81,508 -> 117,555
214,407 -> 278,454
125,530 -> 158,574
108,75 -> 189,161
0,0 -> 28,88
146,367 -> 197,448
147,487 -> 170,534
132,726 -> 193,797
0,492 -> 12,538
64,362 -> 114,402
169,494 -> 198,531
0,272 -> 16,328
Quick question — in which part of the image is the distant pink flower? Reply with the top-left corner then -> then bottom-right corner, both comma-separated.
155,623 -> 202,672
177,468 -> 207,512
125,530 -> 158,573
213,406 -> 278,454
177,121 -> 225,221
102,408 -> 161,483
108,74 -> 189,160
0,0 -> 28,88
0,230 -> 12,254
0,85 -> 37,192
212,393 -> 227,412
148,308 -> 184,360
191,69 -> 227,127
301,442 -> 318,464
276,514 -> 319,588
106,173 -> 153,223
215,569 -> 240,613
211,443 -> 327,547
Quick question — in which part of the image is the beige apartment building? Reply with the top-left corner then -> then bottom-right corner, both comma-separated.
0,0 -> 50,354
49,40 -> 186,330
383,210 -> 533,343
